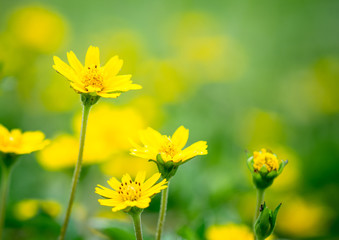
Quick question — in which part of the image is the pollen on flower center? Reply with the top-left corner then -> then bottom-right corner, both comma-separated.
82,65 -> 104,90
160,139 -> 179,157
118,180 -> 142,201
253,148 -> 280,172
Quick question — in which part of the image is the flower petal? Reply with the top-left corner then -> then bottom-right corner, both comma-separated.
107,177 -> 122,191
67,51 -> 83,73
85,46 -> 100,67
103,56 -> 123,79
142,173 -> 161,191
178,141 -> 208,162
97,92 -> 121,98
53,56 -> 79,83
171,126 -> 189,150
135,171 -> 146,184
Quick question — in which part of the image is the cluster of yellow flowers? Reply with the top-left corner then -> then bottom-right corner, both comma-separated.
0,45 -> 292,240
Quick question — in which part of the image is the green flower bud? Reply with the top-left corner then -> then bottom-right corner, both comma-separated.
247,148 -> 288,190
255,202 -> 281,240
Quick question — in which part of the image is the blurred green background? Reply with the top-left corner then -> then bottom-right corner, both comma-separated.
0,0 -> 339,239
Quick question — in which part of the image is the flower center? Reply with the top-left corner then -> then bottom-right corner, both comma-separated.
253,149 -> 280,172
117,180 -> 142,201
159,138 -> 179,158
82,65 -> 104,91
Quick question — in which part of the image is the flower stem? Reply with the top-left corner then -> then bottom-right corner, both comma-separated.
254,188 -> 265,240
59,104 -> 91,240
0,161 -> 12,239
131,211 -> 143,240
156,182 -> 169,240
255,188 -> 265,220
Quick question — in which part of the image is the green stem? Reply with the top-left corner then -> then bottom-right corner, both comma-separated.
59,104 -> 91,240
254,188 -> 265,240
255,188 -> 265,220
131,211 -> 143,240
0,161 -> 12,239
156,182 -> 169,240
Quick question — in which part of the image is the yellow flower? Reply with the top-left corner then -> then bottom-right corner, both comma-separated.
0,124 -> 49,155
53,46 -> 142,98
206,224 -> 254,240
8,6 -> 66,53
130,126 -> 208,163
14,199 -> 61,221
277,197 -> 331,237
100,153 -> 157,179
95,172 -> 167,212
253,148 -> 280,172
37,104 -> 146,171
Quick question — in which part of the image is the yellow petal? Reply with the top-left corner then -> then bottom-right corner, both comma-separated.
139,127 -> 163,150
142,173 -> 161,191
98,198 -> 122,206
103,56 -> 123,79
85,46 -> 100,67
97,92 -> 121,98
70,82 -> 87,93
107,177 -> 122,191
53,56 -> 79,83
143,179 -> 167,197
112,202 -> 128,212
179,141 -> 208,162
135,198 -> 151,209
171,126 -> 189,150
67,51 -> 83,73
103,75 -> 135,92
121,173 -> 132,185
135,172 -> 146,184
95,185 -> 119,199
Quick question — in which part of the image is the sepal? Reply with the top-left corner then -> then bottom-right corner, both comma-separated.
255,202 -> 281,240
81,93 -> 100,106
149,154 -> 180,180
247,156 -> 288,190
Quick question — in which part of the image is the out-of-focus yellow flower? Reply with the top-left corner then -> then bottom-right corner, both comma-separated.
277,197 -> 331,237
8,6 -> 66,53
73,104 -> 146,152
137,60 -> 187,103
95,172 -> 167,212
53,46 -> 141,97
0,124 -> 49,155
238,109 -> 284,149
41,75 -> 79,112
37,134 -> 96,170
100,153 -> 157,179
168,12 -> 247,82
269,146 -> 300,191
206,224 -> 254,240
40,200 -> 62,218
14,199 -> 39,221
128,96 -> 164,127
38,104 -> 146,170
104,31 -> 147,75
130,126 -> 208,163
253,148 -> 280,172
14,199 -> 61,221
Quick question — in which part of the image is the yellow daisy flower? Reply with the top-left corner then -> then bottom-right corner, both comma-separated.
206,224 -> 254,240
95,172 -> 167,212
0,124 -> 49,155
130,126 -> 208,163
53,46 -> 142,98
